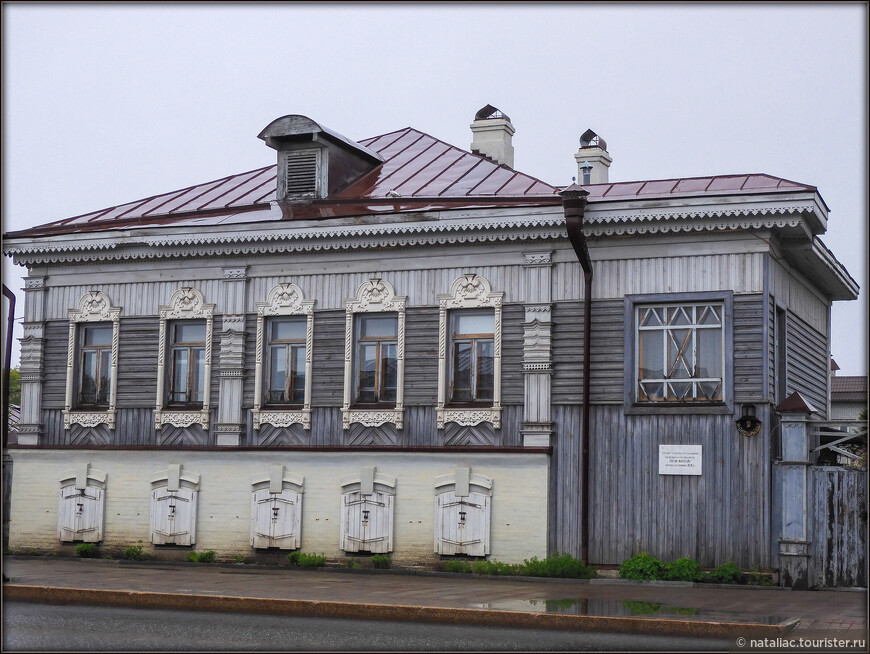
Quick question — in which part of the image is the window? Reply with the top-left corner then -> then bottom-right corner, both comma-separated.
64,291 -> 121,430
449,310 -> 495,404
341,278 -> 406,430
355,314 -> 398,404
168,321 -> 207,405
631,298 -> 727,405
155,287 -> 214,431
77,324 -> 113,407
265,317 -> 307,405
436,274 -> 503,429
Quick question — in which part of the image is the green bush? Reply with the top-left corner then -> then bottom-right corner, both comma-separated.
344,558 -> 360,569
287,551 -> 326,568
706,561 -> 742,584
444,560 -> 472,574
522,553 -> 596,579
232,554 -> 245,564
370,554 -> 391,569
186,550 -> 216,563
74,543 -> 98,558
123,542 -> 148,561
619,552 -> 664,581
472,560 -> 522,576
662,557 -> 705,582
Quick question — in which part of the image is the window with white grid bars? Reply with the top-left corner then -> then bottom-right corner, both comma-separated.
635,302 -> 724,403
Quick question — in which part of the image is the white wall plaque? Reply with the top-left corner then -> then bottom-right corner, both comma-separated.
658,444 -> 702,476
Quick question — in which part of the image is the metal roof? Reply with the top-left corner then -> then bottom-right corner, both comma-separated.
832,376 -> 868,402
3,125 -> 825,239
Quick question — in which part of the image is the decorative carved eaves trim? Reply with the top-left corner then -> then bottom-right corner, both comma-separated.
253,283 -> 315,430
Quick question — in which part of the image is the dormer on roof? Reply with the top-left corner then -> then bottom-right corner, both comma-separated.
258,115 -> 383,203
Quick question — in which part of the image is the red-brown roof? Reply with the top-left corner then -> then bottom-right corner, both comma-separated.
832,376 -> 868,402
3,126 -> 823,239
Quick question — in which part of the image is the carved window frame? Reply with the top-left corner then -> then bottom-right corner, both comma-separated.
64,291 -> 121,431
253,283 -> 315,430
437,274 -> 503,429
342,278 -> 406,430
155,287 -> 215,431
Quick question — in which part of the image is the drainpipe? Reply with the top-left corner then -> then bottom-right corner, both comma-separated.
560,186 -> 592,565
3,284 -> 15,449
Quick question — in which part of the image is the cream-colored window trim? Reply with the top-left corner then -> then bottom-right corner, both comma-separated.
155,287 -> 215,431
342,278 -> 406,430
437,274 -> 503,429
63,291 -> 121,430
253,283 -> 315,430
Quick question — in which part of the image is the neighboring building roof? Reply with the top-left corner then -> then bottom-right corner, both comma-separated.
832,376 -> 868,403
2,125 -> 830,240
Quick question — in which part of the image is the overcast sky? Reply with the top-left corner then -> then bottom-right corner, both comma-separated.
2,3 -> 867,376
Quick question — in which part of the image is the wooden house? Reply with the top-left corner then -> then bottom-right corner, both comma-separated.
3,106 -> 858,572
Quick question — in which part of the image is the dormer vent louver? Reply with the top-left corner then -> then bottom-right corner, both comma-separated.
283,150 -> 319,198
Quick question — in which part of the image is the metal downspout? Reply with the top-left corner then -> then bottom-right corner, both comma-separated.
560,186 -> 592,565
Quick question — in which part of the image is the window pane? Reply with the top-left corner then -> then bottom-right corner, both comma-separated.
84,325 -> 113,346
269,345 -> 287,403
455,312 -> 494,336
174,322 -> 206,344
667,329 -> 693,379
696,328 -> 722,378
477,340 -> 494,401
97,352 -> 111,404
81,351 -> 97,404
359,314 -> 397,338
638,331 -> 663,379
291,346 -> 306,403
271,318 -> 305,341
452,341 -> 473,402
192,348 -> 205,403
172,349 -> 189,402
380,343 -> 397,402
357,343 -> 377,402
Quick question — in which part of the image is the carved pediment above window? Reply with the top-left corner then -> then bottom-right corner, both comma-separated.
70,291 -> 120,323
160,287 -> 214,320
440,274 -> 503,310
349,278 -> 405,313
257,283 -> 314,316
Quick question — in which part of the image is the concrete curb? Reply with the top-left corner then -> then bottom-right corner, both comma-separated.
4,584 -> 797,639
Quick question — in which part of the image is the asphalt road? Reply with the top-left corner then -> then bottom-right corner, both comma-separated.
2,601 -> 730,651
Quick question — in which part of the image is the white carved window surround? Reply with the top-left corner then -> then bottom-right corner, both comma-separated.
64,291 -> 121,431
155,287 -> 215,431
437,274 -> 503,429
342,279 -> 406,430
253,283 -> 315,431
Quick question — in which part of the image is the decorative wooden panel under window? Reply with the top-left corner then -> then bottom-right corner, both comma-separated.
434,467 -> 492,557
58,463 -> 107,543
339,466 -> 396,554
250,465 -> 304,550
150,464 -> 200,546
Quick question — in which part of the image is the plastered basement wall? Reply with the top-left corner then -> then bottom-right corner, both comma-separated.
8,449 -> 549,565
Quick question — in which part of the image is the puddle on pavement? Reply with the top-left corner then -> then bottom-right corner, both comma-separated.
478,597 -> 787,624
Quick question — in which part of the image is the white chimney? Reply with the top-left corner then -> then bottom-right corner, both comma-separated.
575,129 -> 612,184
470,104 -> 515,168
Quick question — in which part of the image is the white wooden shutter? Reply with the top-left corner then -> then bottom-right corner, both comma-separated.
251,488 -> 302,550
58,486 -> 104,543
340,491 -> 393,553
150,487 -> 197,546
435,491 -> 490,556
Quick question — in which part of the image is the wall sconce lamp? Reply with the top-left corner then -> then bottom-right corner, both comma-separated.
736,404 -> 762,437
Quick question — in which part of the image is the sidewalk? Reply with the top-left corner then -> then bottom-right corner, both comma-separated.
3,557 -> 867,640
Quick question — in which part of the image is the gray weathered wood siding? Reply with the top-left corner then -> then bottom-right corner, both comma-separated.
403,307 -> 439,406
40,321 -> 69,410
785,311 -> 828,418
551,404 -> 770,568
116,317 -> 159,407
732,296 -> 766,402
810,467 -> 867,588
